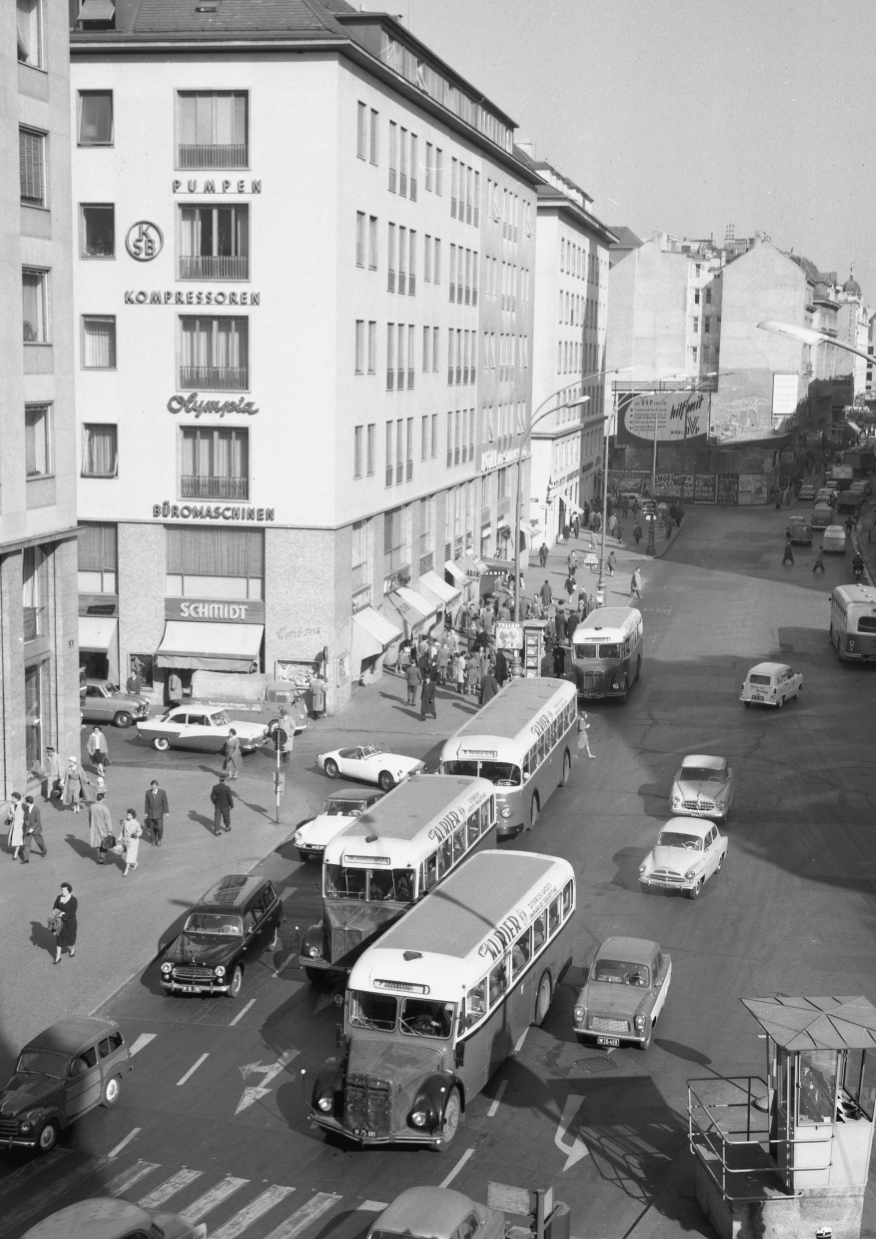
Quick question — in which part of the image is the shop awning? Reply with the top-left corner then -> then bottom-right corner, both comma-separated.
462,550 -> 488,577
445,560 -> 469,587
155,621 -> 263,672
351,606 -> 402,664
78,0 -> 116,18
78,615 -> 118,652
387,587 -> 437,629
418,570 -> 460,607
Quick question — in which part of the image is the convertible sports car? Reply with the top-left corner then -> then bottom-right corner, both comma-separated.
669,754 -> 734,822
316,743 -> 425,791
573,936 -> 671,1050
639,817 -> 728,899
136,705 -> 268,753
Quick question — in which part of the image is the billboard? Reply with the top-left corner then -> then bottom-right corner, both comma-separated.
616,391 -> 709,446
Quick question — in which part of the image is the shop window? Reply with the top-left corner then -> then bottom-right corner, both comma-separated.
81,425 -> 118,477
78,91 -> 113,146
78,523 -> 117,593
179,205 -> 248,279
80,204 -> 114,258
180,427 -> 248,500
166,526 -> 263,601
179,316 -> 248,391
23,545 -> 49,641
25,404 -> 52,477
22,269 -> 49,343
25,661 -> 45,771
81,318 -> 116,370
129,653 -> 153,688
177,91 -> 247,169
17,0 -> 43,67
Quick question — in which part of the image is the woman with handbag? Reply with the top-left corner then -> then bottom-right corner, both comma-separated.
5,792 -> 25,860
120,809 -> 142,877
88,792 -> 114,864
62,757 -> 86,814
51,882 -> 77,964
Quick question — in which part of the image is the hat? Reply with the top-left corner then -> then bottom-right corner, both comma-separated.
219,773 -> 228,781
46,745 -> 54,751
69,755 -> 78,761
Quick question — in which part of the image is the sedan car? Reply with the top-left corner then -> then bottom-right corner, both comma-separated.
573,936 -> 671,1050
136,705 -> 267,753
740,661 -> 803,708
798,482 -> 817,501
639,817 -> 728,899
292,788 -> 385,861
366,1188 -> 505,1239
670,754 -> 734,822
815,487 -> 838,506
80,679 -> 150,729
22,1199 -> 206,1239
317,743 -> 425,791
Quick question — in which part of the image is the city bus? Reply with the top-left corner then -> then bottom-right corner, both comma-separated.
437,677 -> 578,836
298,775 -> 496,983
830,585 -> 876,662
567,606 -> 643,701
309,849 -> 575,1149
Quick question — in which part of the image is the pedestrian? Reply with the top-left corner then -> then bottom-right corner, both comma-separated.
311,672 -> 326,719
40,744 -> 63,801
167,671 -> 183,707
567,549 -> 578,574
126,668 -> 144,695
573,515 -> 581,539
577,711 -> 595,759
120,809 -> 143,876
578,587 -> 590,618
607,550 -> 617,577
555,607 -> 567,645
405,658 -> 422,706
62,757 -> 86,814
495,647 -> 509,687
562,522 -> 571,545
466,653 -> 479,696
479,669 -> 500,704
539,578 -> 552,607
22,795 -> 47,860
51,882 -> 77,964
210,773 -> 235,834
222,729 -> 242,780
812,546 -> 825,574
89,791 -> 114,863
420,672 -> 437,721
782,539 -> 794,566
633,520 -> 642,545
622,496 -> 629,518
86,725 -> 109,775
630,568 -> 643,600
435,642 -> 450,685
454,651 -> 466,695
567,611 -> 579,641
144,779 -> 169,846
5,792 -> 25,861
564,573 -> 576,600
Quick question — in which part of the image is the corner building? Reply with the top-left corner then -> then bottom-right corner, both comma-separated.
70,0 -> 538,710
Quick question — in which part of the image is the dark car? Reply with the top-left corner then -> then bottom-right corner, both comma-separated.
160,874 -> 283,998
0,1017 -> 132,1153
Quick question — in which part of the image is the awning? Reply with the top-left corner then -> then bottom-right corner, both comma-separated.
78,0 -> 116,18
462,550 -> 488,576
78,615 -> 118,652
418,570 -> 460,607
563,499 -> 585,516
155,621 -> 263,672
387,587 -> 436,629
445,560 -> 469,586
351,606 -> 402,666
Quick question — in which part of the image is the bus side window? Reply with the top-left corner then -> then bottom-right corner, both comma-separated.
465,979 -> 486,1029
523,749 -> 532,777
438,836 -> 453,876
562,880 -> 573,919
548,896 -> 560,936
452,822 -> 465,862
533,912 -> 547,952
485,797 -> 496,831
489,959 -> 508,1006
421,852 -> 437,891
466,810 -> 480,848
510,927 -> 532,979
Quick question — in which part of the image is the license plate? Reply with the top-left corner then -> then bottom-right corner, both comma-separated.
596,1036 -> 620,1047
178,985 -> 198,993
354,1128 -> 376,1138
751,694 -> 764,701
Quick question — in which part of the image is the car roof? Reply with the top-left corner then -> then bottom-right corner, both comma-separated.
373,1188 -> 482,1237
680,755 -> 725,769
196,873 -> 269,909
21,1199 -> 158,1239
323,789 -> 383,804
595,936 -> 658,963
23,1017 -> 120,1056
826,525 -> 846,533
747,662 -> 789,675
660,817 -> 712,838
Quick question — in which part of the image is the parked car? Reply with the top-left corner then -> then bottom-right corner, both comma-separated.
160,875 -> 283,998
316,743 -> 425,790
823,524 -> 847,554
798,483 -> 817,501
80,679 -> 150,729
136,704 -> 268,753
366,1189 -> 506,1239
639,818 -> 728,899
573,936 -> 671,1050
0,1017 -> 132,1153
21,1200 -> 206,1239
669,754 -> 734,822
740,662 -> 803,707
292,788 -> 385,861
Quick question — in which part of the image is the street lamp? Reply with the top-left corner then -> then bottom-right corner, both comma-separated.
757,319 -> 872,366
592,367 -> 635,606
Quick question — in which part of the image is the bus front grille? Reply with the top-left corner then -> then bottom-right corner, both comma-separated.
344,1073 -> 392,1135
330,928 -> 362,963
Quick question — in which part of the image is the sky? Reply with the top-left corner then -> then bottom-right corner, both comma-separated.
360,0 -> 876,302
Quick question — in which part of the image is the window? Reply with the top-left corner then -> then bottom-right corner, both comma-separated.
181,427 -> 248,499
410,134 -> 418,200
420,495 -> 433,554
388,121 -> 397,192
431,412 -> 438,457
367,321 -> 377,374
357,101 -> 367,159
78,523 -> 118,593
446,411 -> 453,466
384,506 -> 406,570
81,424 -> 118,477
399,127 -> 408,196
435,147 -> 443,195
424,235 -> 432,283
408,231 -> 416,295
356,212 -> 366,266
694,289 -> 700,305
22,544 -> 48,643
180,205 -> 248,279
24,660 -> 43,770
385,420 -> 393,483
368,216 -> 378,269
354,320 -> 365,374
177,91 -> 247,168
425,142 -> 433,191
398,225 -> 407,294
17,0 -> 43,67
451,158 -> 458,217
693,316 -> 699,333
78,91 -> 113,145
19,127 -> 45,206
369,108 -> 379,164
705,287 -> 712,304
22,269 -> 49,343
449,244 -> 456,302
423,325 -> 431,372
691,345 -> 698,364
354,425 -> 363,478
352,519 -> 371,594
408,324 -> 415,388
421,415 -> 429,460
80,204 -> 114,258
406,417 -> 413,480
179,316 -> 248,390
432,326 -> 439,372
387,322 -> 395,391
387,223 -> 396,292
434,237 -> 442,284
704,316 -> 711,334
366,423 -> 375,475
166,527 -> 264,601
81,316 -> 116,369
397,323 -> 405,391
25,403 -> 52,477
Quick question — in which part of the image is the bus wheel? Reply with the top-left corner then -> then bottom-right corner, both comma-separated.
533,972 -> 552,1026
560,750 -> 571,787
437,1088 -> 462,1151
528,794 -> 540,832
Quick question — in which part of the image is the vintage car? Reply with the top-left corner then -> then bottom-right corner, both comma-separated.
639,817 -> 728,899
836,490 -> 865,516
316,743 -> 425,790
669,754 -> 734,822
798,482 -> 817,501
786,516 -> 813,545
740,661 -> 803,707
80,679 -> 150,728
21,1199 -> 206,1239
0,1017 -> 132,1153
188,672 -> 308,736
850,478 -> 873,498
160,874 -> 283,998
573,936 -> 671,1050
811,502 -> 835,529
366,1189 -> 506,1239
292,788 -> 385,862
823,524 -> 848,554
136,704 -> 268,753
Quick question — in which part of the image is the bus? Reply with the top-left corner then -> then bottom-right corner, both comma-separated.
437,677 -> 578,836
567,606 -> 643,701
309,849 -> 575,1149
298,775 -> 496,983
830,585 -> 876,661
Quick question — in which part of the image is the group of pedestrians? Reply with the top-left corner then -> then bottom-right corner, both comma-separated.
5,792 -> 47,862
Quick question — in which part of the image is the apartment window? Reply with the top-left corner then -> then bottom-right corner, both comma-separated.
451,158 -> 458,217
421,414 -> 429,460
448,329 -> 455,385
80,204 -> 114,258
78,523 -> 117,594
354,425 -> 364,478
369,108 -> 379,164
352,519 -> 370,594
420,496 -> 433,555
705,287 -> 712,304
410,134 -> 418,201
454,410 -> 461,465
694,289 -> 700,305
19,127 -> 46,206
387,223 -> 396,292
368,216 -> 378,269
17,0 -> 43,67
179,316 -> 248,390
472,253 -> 478,305
399,127 -> 408,197
704,316 -> 711,335
357,101 -> 367,159
398,226 -> 407,294
424,235 -> 432,283
473,171 -> 480,226
691,345 -> 699,364
695,264 -> 701,276
432,326 -> 439,372
25,403 -> 52,477
396,418 -> 404,483
23,545 -> 48,643
22,269 -> 49,343
464,249 -> 471,304
397,323 -> 405,391
366,423 -> 375,475
179,205 -> 248,279
408,231 -> 417,295
78,90 -> 113,145
181,427 -> 248,499
435,148 -> 443,195
166,526 -> 264,601
81,424 -> 118,477
367,321 -> 377,374
465,166 -> 472,224
450,245 -> 456,303
425,142 -> 433,192
384,506 -> 407,570
389,121 -> 398,192
431,412 -> 438,457
693,316 -> 699,333
81,315 -> 116,369
386,323 -> 395,391
354,320 -> 365,374
356,211 -> 366,266
408,324 -> 415,388
406,417 -> 414,480
423,326 -> 431,373
446,411 -> 453,467
177,91 -> 247,169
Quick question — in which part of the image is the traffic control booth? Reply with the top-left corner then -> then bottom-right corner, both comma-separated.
688,995 -> 876,1239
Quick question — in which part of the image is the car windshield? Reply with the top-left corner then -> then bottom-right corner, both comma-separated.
103,683 -> 120,695
350,990 -> 397,1031
658,831 -> 703,851
399,998 -> 456,1039
16,1050 -> 68,1079
322,798 -> 370,816
184,913 -> 244,936
749,674 -> 772,686
681,766 -> 725,782
593,958 -> 651,986
573,641 -> 622,659
324,865 -> 416,903
211,711 -> 230,726
442,758 -> 521,787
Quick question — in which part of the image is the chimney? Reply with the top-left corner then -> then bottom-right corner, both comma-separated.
517,139 -> 536,159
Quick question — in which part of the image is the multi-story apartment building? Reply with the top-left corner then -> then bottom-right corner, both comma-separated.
69,0 -> 538,711
1,0 -> 80,795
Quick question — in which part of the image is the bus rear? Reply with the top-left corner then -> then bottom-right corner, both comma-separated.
831,586 -> 876,661
569,606 -> 643,700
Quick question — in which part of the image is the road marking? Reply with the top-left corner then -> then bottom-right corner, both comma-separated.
554,1094 -> 589,1171
487,1079 -> 508,1117
0,1147 -> 69,1204
512,1027 -> 529,1055
106,1160 -> 160,1196
358,1201 -> 389,1212
262,1192 -> 341,1239
236,1047 -> 299,1113
229,998 -> 256,1026
2,1156 -> 108,1231
439,1147 -> 474,1189
139,1168 -> 203,1207
176,1052 -> 209,1086
180,1176 -> 249,1223
107,1127 -> 142,1159
129,1033 -> 157,1057
211,1185 -> 297,1238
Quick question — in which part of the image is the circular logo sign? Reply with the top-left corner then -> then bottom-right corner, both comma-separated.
125,221 -> 164,261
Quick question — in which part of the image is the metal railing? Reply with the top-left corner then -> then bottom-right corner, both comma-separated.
178,144 -> 248,169
179,366 -> 247,391
179,255 -> 248,280
180,475 -> 248,499
23,606 -> 43,642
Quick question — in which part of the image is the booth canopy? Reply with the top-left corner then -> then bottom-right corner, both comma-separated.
78,615 -> 118,652
351,606 -> 402,664
155,621 -> 263,672
742,995 -> 876,1051
387,586 -> 436,629
445,560 -> 469,586
418,570 -> 460,607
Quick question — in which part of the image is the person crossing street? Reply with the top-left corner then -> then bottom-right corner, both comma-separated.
210,774 -> 235,834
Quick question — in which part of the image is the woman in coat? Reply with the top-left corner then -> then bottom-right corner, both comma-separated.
311,674 -> 326,719
62,757 -> 86,813
89,792 -> 113,863
6,793 -> 25,860
120,809 -> 143,877
52,882 -> 78,964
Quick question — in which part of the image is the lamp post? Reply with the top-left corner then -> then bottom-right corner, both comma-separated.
642,371 -> 718,556
592,368 -> 636,607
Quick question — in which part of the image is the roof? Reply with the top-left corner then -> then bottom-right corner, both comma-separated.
374,1188 -> 481,1238
742,995 -> 876,1051
130,0 -> 349,37
445,677 -> 576,746
680,755 -> 725,769
198,873 -> 267,908
25,1017 -> 118,1055
326,776 -> 493,859
747,662 -> 790,675
576,607 -> 641,636
322,788 -> 384,804
595,937 -> 658,963
20,1199 -> 160,1239
660,817 -> 712,838
609,226 -> 644,250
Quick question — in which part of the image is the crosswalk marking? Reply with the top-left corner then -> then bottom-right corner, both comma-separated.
106,1161 -> 161,1197
0,1147 -> 69,1205
180,1175 -> 250,1222
138,1168 -> 203,1207
262,1192 -> 341,1239
129,1032 -> 157,1056
211,1184 -> 297,1239
1,1155 -> 108,1232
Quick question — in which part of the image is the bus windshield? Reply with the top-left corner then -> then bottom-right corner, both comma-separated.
350,991 -> 455,1039
442,759 -> 521,787
573,641 -> 622,659
324,865 -> 416,902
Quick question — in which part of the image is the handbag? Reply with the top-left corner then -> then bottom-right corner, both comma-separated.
48,911 -> 63,935
103,832 -> 116,850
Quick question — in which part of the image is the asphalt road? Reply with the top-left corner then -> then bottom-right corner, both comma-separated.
4,501 -> 875,1239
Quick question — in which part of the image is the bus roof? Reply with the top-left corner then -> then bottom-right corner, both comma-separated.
439,677 -> 576,758
322,774 -> 494,867
832,585 -> 876,609
573,606 -> 641,639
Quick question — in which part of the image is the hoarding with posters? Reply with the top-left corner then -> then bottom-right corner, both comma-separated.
737,474 -> 769,506
694,474 -> 717,504
616,390 -> 708,446
717,474 -> 738,506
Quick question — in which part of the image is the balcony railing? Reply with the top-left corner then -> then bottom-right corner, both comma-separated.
181,475 -> 248,500
179,366 -> 248,391
23,606 -> 43,642
178,143 -> 248,169
179,255 -> 249,280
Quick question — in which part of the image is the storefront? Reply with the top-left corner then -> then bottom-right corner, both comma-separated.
153,598 -> 265,698
386,586 -> 438,640
78,613 -> 119,683
351,605 -> 403,679
417,570 -> 461,630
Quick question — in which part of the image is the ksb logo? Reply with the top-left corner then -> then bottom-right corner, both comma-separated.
125,221 -> 163,261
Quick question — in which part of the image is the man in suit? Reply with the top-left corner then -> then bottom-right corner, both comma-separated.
22,795 -> 47,859
210,774 -> 235,835
144,780 -> 169,846
40,745 -> 63,800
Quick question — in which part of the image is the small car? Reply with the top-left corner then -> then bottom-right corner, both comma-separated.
80,679 -> 150,728
823,524 -> 848,554
573,936 -> 671,1050
798,483 -> 817,501
136,704 -> 267,753
849,479 -> 872,498
786,516 -> 812,545
160,875 -> 283,998
816,486 -> 838,504
740,661 -> 803,707
0,1017 -> 132,1153
292,788 -> 385,861
21,1199 -> 207,1239
670,754 -> 734,822
366,1188 -> 506,1239
317,743 -> 425,791
638,817 -> 728,899
812,503 -> 834,529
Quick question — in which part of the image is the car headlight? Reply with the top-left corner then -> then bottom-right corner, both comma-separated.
612,680 -> 620,690
293,831 -> 303,846
214,965 -> 226,978
410,1109 -> 428,1127
160,961 -> 173,975
573,1005 -> 584,1024
19,1122 -> 32,1133
634,1014 -> 647,1032
671,795 -> 681,806
639,863 -> 647,875
317,1095 -> 333,1112
501,807 -> 511,818
685,869 -> 698,881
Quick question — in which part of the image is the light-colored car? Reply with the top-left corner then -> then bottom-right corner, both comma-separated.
816,486 -> 838,505
798,483 -> 817,501
316,743 -> 425,791
80,679 -> 150,728
573,936 -> 671,1050
849,479 -> 872,498
670,754 -> 734,822
639,817 -> 728,899
366,1189 -> 505,1239
136,705 -> 268,753
823,524 -> 847,554
293,788 -> 385,861
740,662 -> 803,708
21,1199 -> 206,1239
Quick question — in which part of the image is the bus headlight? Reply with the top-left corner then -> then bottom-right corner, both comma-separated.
634,1014 -> 647,1032
317,1095 -> 333,1112
308,946 -> 320,958
573,1005 -> 584,1024
500,807 -> 511,818
214,965 -> 226,977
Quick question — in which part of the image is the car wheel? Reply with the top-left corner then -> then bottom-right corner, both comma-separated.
716,852 -> 725,873
153,736 -> 170,752
637,1019 -> 653,1051
36,1121 -> 59,1154
743,701 -> 751,708
228,965 -> 244,998
378,771 -> 396,792
113,711 -> 133,728
102,1074 -> 122,1107
324,759 -> 340,779
533,971 -> 552,1026
527,793 -> 540,832
560,750 -> 571,787
436,1087 -> 462,1151
686,877 -> 703,901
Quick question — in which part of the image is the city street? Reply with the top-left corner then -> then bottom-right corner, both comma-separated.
3,502 -> 875,1239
